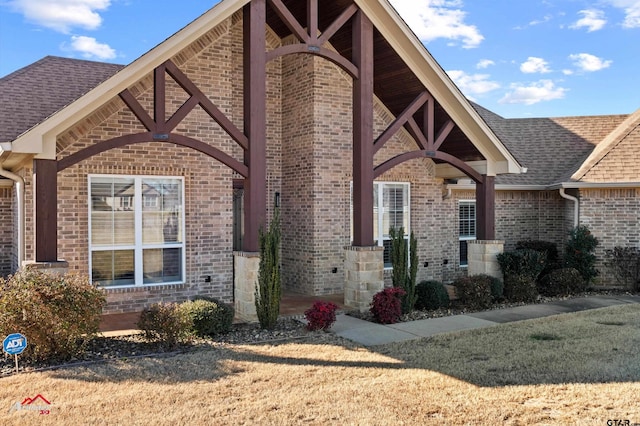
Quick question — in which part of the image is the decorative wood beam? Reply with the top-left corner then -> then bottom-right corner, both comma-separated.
476,175 -> 496,240
266,44 -> 359,78
426,95 -> 434,148
404,118 -> 428,150
57,132 -> 248,177
165,96 -> 200,133
433,120 -> 455,151
165,60 -> 248,150
318,4 -> 358,45
373,91 -> 429,154
154,65 -> 167,133
307,0 -> 318,43
267,0 -> 308,43
352,10 -> 375,247
374,150 -> 483,182
119,89 -> 155,131
243,0 -> 268,252
33,159 -> 58,262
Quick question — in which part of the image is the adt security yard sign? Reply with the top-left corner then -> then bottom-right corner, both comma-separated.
4,333 -> 27,373
3,333 -> 27,355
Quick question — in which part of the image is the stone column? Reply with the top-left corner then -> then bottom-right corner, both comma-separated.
468,240 -> 504,279
234,252 -> 260,322
344,246 -> 384,312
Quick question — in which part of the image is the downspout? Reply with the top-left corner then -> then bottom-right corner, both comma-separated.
559,188 -> 579,228
0,165 -> 25,267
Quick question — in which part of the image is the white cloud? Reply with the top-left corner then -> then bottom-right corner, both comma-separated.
499,80 -> 567,105
569,53 -> 612,71
70,35 -> 116,59
447,70 -> 500,98
476,59 -> 495,69
514,14 -> 553,30
562,69 -> 574,75
7,0 -> 111,33
570,9 -> 607,32
606,0 -> 640,28
389,0 -> 484,48
520,57 -> 551,74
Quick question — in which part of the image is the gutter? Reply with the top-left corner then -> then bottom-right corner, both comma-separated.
0,157 -> 25,267
559,188 -> 579,228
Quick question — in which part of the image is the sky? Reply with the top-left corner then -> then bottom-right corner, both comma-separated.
0,0 -> 639,118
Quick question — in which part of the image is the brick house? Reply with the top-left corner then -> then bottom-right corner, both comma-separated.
0,0 -> 634,317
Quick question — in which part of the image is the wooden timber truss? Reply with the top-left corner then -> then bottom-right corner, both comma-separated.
33,0 -> 495,262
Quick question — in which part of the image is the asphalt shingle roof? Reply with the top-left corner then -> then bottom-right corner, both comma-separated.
0,56 -> 123,142
473,103 -> 628,186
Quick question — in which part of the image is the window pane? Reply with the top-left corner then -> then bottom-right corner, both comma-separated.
460,240 -> 469,266
143,248 -> 182,284
459,201 -> 476,238
382,184 -> 408,237
91,250 -> 135,286
91,177 -> 135,246
142,179 -> 182,244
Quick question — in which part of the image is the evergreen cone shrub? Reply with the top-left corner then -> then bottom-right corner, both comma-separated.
255,208 -> 282,330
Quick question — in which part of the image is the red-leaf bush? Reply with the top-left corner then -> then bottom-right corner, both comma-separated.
304,301 -> 339,331
370,287 -> 406,324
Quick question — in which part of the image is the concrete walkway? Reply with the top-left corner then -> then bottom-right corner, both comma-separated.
331,294 -> 640,346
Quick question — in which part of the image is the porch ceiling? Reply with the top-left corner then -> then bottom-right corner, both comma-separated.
266,0 -> 483,163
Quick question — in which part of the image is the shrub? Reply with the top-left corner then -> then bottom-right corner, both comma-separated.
496,249 -> 547,281
415,280 -> 450,311
255,208 -> 282,330
370,287 -> 406,324
503,274 -> 538,302
565,225 -> 599,283
389,227 -> 418,314
304,301 -> 339,331
537,268 -> 585,296
604,246 -> 640,291
137,302 -> 192,348
180,298 -> 234,337
0,270 -> 106,362
516,240 -> 559,277
453,275 -> 492,310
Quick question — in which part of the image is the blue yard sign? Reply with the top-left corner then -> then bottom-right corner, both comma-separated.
3,333 -> 27,356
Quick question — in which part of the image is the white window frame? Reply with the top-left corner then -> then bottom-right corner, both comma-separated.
88,174 -> 186,288
459,200 -> 476,267
351,181 -> 411,270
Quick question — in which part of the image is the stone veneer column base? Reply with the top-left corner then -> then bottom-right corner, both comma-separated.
234,252 -> 260,323
344,246 -> 384,312
22,260 -> 69,276
467,240 -> 504,279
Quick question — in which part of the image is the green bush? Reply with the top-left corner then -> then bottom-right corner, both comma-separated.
472,274 -> 504,302
0,269 -> 106,362
496,249 -> 547,280
565,225 -> 599,282
180,297 -> 234,337
453,275 -> 492,310
255,208 -> 282,330
537,268 -> 585,296
604,246 -> 640,291
415,280 -> 450,311
503,274 -> 538,302
137,302 -> 192,348
516,240 -> 560,277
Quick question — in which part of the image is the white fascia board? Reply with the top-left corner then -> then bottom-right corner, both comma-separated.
11,0 -> 250,159
357,0 -> 522,176
551,182 -> 640,190
436,161 -> 487,179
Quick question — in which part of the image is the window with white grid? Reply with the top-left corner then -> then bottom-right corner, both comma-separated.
459,200 -> 476,267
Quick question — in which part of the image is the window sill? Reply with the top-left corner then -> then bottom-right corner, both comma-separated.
102,282 -> 187,293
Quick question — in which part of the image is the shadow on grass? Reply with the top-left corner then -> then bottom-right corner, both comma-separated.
47,337 -> 406,384
47,304 -> 640,388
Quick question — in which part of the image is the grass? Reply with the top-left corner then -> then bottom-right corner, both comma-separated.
1,305 -> 640,425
